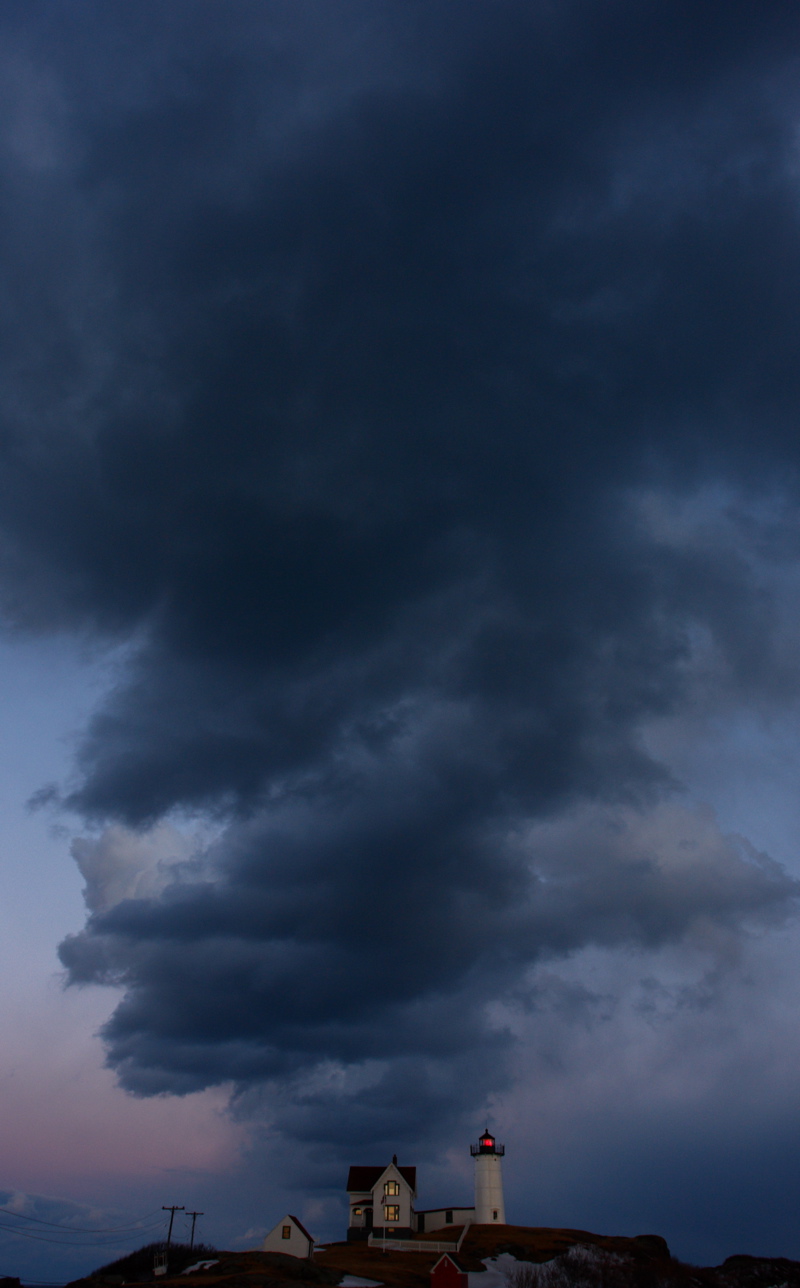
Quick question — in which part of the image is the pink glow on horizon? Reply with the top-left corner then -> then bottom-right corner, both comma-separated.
0,979 -> 245,1192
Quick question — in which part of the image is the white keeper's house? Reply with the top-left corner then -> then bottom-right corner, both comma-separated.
347,1130 -> 505,1241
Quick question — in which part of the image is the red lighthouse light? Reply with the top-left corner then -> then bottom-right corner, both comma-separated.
470,1130 -> 504,1159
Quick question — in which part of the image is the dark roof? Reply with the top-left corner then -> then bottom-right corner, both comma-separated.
415,1207 -> 474,1214
287,1214 -> 314,1243
346,1165 -> 417,1192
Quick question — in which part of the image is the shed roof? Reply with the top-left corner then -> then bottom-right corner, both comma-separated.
431,1254 -> 466,1272
346,1165 -> 417,1192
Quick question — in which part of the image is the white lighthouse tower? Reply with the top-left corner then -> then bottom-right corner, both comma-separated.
471,1128 -> 505,1225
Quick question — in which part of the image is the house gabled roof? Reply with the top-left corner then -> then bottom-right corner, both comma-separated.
431,1254 -> 466,1272
286,1214 -> 314,1243
346,1165 -> 417,1193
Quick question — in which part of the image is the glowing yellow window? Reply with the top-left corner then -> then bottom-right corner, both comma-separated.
384,1180 -> 400,1195
384,1205 -> 400,1221
282,1226 -> 291,1239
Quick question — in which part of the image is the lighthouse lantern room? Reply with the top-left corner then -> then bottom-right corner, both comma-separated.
470,1130 -> 506,1225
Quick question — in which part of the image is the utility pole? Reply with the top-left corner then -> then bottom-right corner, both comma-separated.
162,1206 -> 185,1248
187,1212 -> 204,1251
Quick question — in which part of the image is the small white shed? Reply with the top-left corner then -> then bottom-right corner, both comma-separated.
262,1213 -> 314,1259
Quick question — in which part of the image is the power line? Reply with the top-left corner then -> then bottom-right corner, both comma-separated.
161,1205 -> 182,1246
0,1206 -> 165,1234
0,1219 -> 167,1247
0,1230 -> 164,1247
0,1208 -> 169,1287
0,1216 -> 166,1237
185,1212 -> 204,1251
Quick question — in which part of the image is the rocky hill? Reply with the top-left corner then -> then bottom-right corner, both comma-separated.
66,1226 -> 800,1288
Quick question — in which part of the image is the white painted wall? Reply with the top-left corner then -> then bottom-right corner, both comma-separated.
419,1208 -> 475,1233
371,1164 -> 414,1230
262,1215 -> 313,1258
474,1153 -> 505,1224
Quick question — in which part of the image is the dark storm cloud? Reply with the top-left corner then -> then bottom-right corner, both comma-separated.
58,792 -> 795,1114
0,0 -> 798,1145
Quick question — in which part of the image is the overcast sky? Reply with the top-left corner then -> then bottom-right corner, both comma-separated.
4,0 -> 800,1279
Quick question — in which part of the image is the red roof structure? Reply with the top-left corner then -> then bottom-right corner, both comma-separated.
346,1165 -> 417,1192
430,1254 -> 468,1288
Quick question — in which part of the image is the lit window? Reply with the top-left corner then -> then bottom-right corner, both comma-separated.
353,1208 -> 363,1217
384,1205 -> 400,1221
282,1226 -> 291,1239
384,1180 -> 400,1195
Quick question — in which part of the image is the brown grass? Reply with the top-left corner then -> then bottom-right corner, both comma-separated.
67,1226 -> 800,1288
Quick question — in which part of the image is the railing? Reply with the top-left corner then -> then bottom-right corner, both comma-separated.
367,1224 -> 472,1254
367,1237 -> 458,1253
